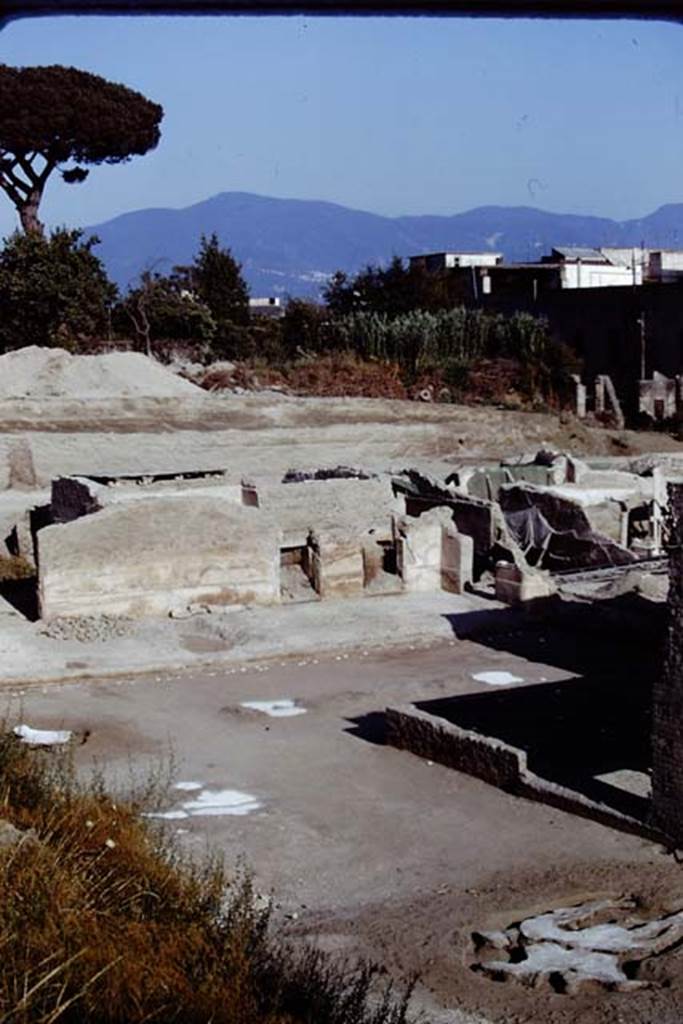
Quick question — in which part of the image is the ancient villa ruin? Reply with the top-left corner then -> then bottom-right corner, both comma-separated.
0,445 -> 672,622
3,346 -> 683,854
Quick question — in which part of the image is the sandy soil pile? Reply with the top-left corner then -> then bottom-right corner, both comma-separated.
0,347 -> 201,399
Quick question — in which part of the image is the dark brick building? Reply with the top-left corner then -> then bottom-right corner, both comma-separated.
652,482 -> 683,845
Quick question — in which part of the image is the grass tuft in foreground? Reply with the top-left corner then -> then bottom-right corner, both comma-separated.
0,733 -> 415,1024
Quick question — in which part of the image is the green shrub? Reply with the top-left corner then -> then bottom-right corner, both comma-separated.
0,229 -> 117,353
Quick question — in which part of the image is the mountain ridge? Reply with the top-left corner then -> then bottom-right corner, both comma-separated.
85,191 -> 683,298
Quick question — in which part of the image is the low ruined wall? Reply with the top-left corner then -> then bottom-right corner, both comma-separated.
386,704 -> 522,790
386,703 -> 660,840
37,497 -> 281,618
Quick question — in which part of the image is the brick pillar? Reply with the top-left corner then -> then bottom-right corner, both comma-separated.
651,483 -> 683,843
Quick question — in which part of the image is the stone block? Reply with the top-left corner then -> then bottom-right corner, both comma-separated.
494,561 -> 556,605
395,506 -> 468,593
395,507 -> 449,592
310,529 -> 364,599
441,525 -> 473,594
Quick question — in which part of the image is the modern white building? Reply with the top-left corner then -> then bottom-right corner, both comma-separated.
249,296 -> 284,318
546,247 -> 642,289
648,250 -> 683,281
409,252 -> 503,272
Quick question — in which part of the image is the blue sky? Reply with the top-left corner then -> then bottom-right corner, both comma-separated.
0,15 -> 682,236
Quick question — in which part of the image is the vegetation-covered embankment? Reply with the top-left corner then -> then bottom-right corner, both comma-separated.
0,733 -> 413,1024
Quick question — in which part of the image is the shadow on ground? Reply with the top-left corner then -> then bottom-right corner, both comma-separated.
350,591 -> 665,826
415,677 -> 650,820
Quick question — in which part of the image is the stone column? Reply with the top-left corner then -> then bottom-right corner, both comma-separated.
594,376 -> 606,416
571,374 -> 586,419
651,482 -> 683,844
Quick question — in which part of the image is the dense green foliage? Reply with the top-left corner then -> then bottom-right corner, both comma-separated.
280,306 -> 577,403
117,270 -> 217,355
0,65 -> 163,235
175,233 -> 250,329
281,298 -> 328,354
315,257 -> 579,404
322,307 -> 548,368
0,230 -> 578,409
118,235 -> 250,357
0,229 -> 117,351
323,256 -> 465,317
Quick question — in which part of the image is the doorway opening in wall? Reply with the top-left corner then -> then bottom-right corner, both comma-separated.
279,545 -> 317,603
0,573 -> 38,620
0,551 -> 38,620
379,539 -> 398,576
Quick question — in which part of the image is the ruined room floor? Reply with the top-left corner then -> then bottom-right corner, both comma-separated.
6,634 -> 682,1024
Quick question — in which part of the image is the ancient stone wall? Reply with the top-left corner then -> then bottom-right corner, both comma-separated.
38,498 -> 282,618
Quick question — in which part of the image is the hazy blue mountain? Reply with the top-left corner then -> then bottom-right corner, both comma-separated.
86,192 -> 683,299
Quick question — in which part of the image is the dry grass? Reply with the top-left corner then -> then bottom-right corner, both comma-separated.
197,353 -> 551,408
0,734 -> 414,1024
0,555 -> 34,583
286,354 -> 407,399
200,354 -> 408,400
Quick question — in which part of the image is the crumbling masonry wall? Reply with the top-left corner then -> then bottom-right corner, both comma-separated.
652,483 -> 683,844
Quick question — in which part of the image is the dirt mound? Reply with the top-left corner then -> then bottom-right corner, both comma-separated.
0,347 -> 201,400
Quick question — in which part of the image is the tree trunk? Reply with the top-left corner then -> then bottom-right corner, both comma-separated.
19,191 -> 44,236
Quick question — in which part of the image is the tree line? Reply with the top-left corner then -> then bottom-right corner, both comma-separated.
0,226 -> 578,406
0,60 -> 577,407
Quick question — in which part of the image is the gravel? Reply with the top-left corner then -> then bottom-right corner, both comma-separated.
39,615 -> 140,643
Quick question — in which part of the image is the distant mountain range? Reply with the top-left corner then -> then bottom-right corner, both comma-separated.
86,192 -> 683,299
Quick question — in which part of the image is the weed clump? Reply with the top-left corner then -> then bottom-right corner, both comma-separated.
0,554 -> 34,582
0,733 -> 414,1024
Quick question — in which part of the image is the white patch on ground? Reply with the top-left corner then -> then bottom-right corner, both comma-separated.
475,897 -> 683,992
180,789 -> 262,816
487,942 -> 635,989
240,699 -> 307,718
13,724 -> 72,746
520,900 -> 683,953
143,809 -> 189,821
471,671 -> 524,686
144,786 -> 262,820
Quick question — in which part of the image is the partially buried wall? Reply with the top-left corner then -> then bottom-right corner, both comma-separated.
38,498 -> 281,618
